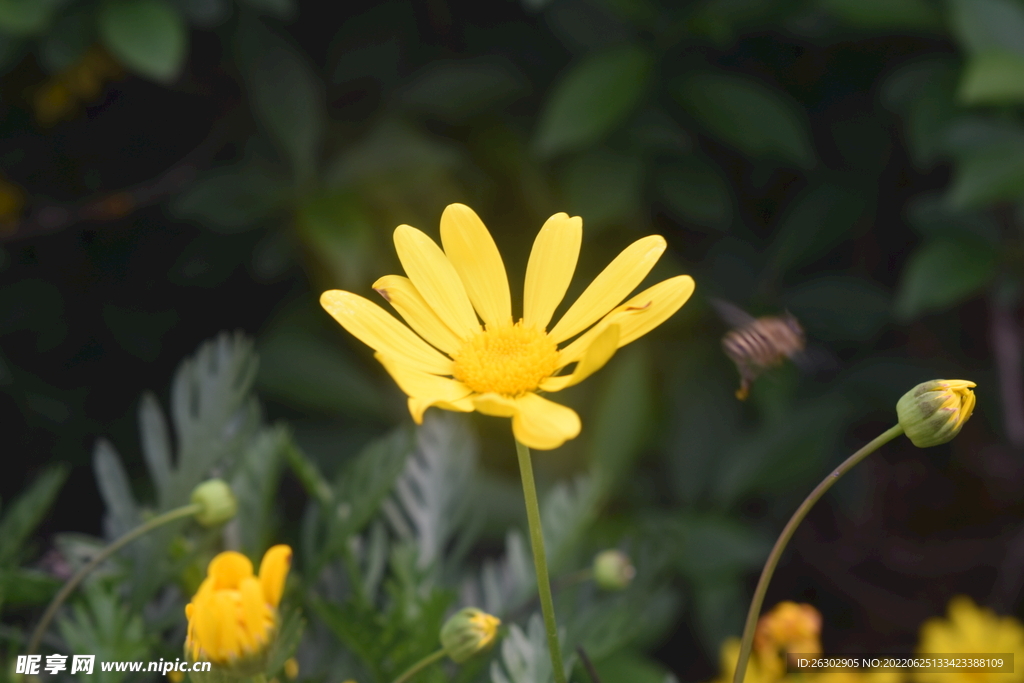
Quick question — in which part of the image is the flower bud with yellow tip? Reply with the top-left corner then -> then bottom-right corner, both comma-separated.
897,380 -> 976,448
184,545 -> 292,677
593,550 -> 636,591
190,479 -> 238,527
440,608 -> 501,663
283,658 -> 299,680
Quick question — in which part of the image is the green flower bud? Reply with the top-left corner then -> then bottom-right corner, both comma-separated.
190,479 -> 238,527
593,549 -> 636,591
440,607 -> 500,663
896,380 -> 976,448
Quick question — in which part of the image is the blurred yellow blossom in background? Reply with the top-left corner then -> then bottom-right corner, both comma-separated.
914,596 -> 1024,683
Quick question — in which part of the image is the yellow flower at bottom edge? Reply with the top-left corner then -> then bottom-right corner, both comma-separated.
185,545 -> 292,668
913,595 -> 1024,683
320,204 -> 695,450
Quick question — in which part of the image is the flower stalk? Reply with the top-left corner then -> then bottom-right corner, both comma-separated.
26,501 -> 204,657
515,438 -> 568,683
731,424 -> 905,683
391,649 -> 447,683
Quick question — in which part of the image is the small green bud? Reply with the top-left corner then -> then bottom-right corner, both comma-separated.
896,380 -> 976,448
440,607 -> 501,663
593,549 -> 636,591
190,479 -> 238,527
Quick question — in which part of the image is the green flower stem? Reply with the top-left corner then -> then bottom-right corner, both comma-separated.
732,424 -> 904,683
391,648 -> 447,683
515,438 -> 568,683
26,502 -> 203,657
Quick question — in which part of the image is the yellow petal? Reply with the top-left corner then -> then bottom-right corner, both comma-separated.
558,275 -> 694,364
409,395 -> 475,422
239,576 -> 268,650
539,324 -> 619,392
512,393 -> 581,450
472,392 -> 518,417
549,235 -> 667,343
440,203 -> 512,328
320,290 -> 453,375
258,545 -> 292,608
372,275 -> 462,355
208,551 -> 253,590
393,225 -> 480,338
375,353 -> 474,423
523,213 -> 582,330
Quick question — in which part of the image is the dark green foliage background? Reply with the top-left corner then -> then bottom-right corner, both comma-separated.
2,0 -> 1023,680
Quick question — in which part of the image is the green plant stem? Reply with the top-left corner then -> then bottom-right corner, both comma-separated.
515,438 -> 568,683
391,648 -> 446,683
731,424 -> 904,683
26,502 -> 203,657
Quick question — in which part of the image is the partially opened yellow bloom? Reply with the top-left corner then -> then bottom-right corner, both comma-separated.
320,204 -> 694,449
185,545 -> 292,666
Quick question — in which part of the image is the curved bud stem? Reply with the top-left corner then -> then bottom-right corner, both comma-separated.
732,424 -> 904,683
27,502 -> 203,658
391,648 -> 446,683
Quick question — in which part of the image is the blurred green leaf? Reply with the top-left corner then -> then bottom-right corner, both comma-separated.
946,120 -> 1024,206
949,0 -> 1024,57
57,584 -> 150,683
673,515 -> 769,580
881,59 -> 958,167
534,45 -> 653,156
0,465 -> 68,566
820,0 -> 941,30
589,344 -> 653,499
384,413 -> 476,570
0,0 -> 59,35
238,0 -> 294,18
491,613 -> 574,683
248,43 -> 323,180
93,440 -> 141,540
0,568 -> 61,606
959,51 -> 1024,104
905,192 -> 999,244
400,57 -> 528,123
674,72 -> 815,169
256,301 -> 387,419
232,426 -> 288,557
175,0 -> 232,28
295,191 -> 375,289
331,426 -> 414,543
893,237 -> 997,320
783,276 -> 890,343
654,156 -> 732,232
712,397 -> 848,507
560,148 -> 643,231
769,183 -> 866,274
172,166 -> 287,232
99,0 -> 187,82
39,8 -> 93,72
594,651 -> 678,683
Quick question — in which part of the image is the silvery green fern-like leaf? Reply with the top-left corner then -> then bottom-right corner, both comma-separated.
489,613 -> 574,683
460,530 -> 533,617
383,412 -> 477,571
541,475 -> 599,575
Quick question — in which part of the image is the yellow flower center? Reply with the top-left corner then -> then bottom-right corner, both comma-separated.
452,322 -> 559,396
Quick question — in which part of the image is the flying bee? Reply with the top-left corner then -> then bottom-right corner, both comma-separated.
712,298 -> 808,401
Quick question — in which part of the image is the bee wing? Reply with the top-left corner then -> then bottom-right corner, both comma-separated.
709,297 -> 757,328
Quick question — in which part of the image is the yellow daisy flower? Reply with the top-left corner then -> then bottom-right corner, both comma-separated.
320,204 -> 694,450
185,545 -> 292,666
914,596 -> 1024,683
